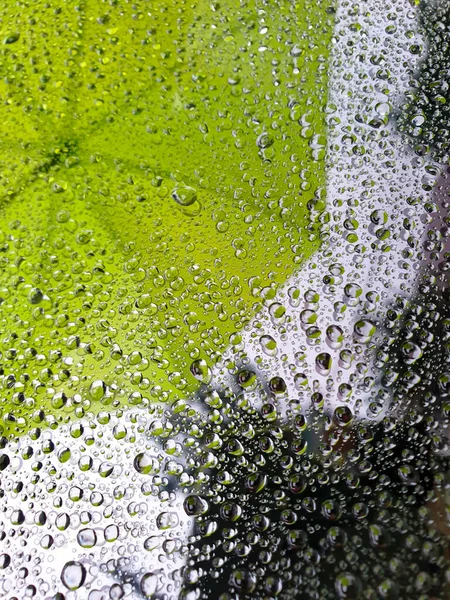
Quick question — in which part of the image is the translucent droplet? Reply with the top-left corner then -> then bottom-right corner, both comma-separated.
353,319 -> 376,343
190,359 -> 212,383
183,495 -> 209,516
134,453 -> 159,475
256,133 -> 274,149
335,572 -> 362,599
259,335 -> 278,356
141,573 -> 159,598
77,528 -> 97,548
316,352 -> 332,375
171,185 -> 197,206
156,512 -> 179,530
61,561 -> 86,591
334,406 -> 353,426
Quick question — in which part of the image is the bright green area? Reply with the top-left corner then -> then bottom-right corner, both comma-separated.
0,0 -> 334,437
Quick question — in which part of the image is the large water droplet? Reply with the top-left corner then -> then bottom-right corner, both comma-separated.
61,561 -> 86,591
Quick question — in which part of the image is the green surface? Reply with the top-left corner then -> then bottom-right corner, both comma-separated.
0,0 -> 334,436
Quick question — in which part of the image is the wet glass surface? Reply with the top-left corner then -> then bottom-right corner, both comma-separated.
0,0 -> 449,598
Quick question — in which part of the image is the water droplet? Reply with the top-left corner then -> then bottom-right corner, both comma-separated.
61,561 -> 86,591
316,352 -> 332,375
190,359 -> 212,383
259,335 -> 278,356
77,528 -> 97,548
171,185 -> 197,206
334,406 -> 353,426
353,319 -> 376,343
4,32 -> 20,44
156,512 -> 179,530
141,573 -> 159,598
335,572 -> 362,599
183,495 -> 209,516
134,453 -> 159,475
256,133 -> 274,149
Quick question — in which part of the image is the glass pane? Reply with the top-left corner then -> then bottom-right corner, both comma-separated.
0,0 -> 448,598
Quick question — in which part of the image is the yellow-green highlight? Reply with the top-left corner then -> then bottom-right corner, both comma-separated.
0,0 -> 334,436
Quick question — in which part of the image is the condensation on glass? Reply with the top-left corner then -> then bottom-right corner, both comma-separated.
0,0 -> 448,599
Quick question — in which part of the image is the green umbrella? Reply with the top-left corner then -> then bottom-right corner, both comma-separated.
0,0 -> 334,437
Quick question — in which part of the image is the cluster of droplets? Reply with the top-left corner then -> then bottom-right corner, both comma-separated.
0,0 -> 335,439
1,358 -> 449,598
0,0 -> 449,598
